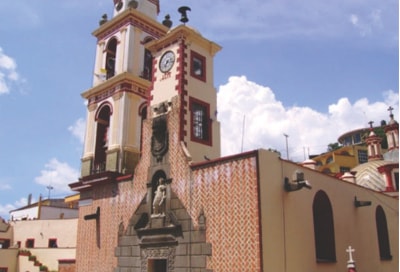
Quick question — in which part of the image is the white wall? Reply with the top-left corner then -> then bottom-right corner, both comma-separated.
11,219 -> 78,248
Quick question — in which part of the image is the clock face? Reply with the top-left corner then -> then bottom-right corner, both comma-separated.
114,0 -> 123,11
159,51 -> 175,73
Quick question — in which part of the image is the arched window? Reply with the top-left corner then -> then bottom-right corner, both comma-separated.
105,38 -> 117,79
376,206 -> 392,260
139,104 -> 147,155
93,104 -> 112,173
142,37 -> 154,80
312,190 -> 336,262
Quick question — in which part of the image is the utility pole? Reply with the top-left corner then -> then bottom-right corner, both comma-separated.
283,133 -> 289,160
241,114 -> 246,152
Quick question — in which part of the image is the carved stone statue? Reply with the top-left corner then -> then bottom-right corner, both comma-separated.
152,178 -> 167,215
151,115 -> 168,162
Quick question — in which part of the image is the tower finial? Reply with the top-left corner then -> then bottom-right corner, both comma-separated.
388,106 -> 394,115
387,106 -> 395,122
368,121 -> 374,130
178,6 -> 191,24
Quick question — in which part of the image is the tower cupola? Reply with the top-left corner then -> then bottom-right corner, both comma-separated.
384,106 -> 399,151
365,121 -> 383,161
112,0 -> 160,18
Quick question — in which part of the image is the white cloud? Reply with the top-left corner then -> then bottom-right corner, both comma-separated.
350,14 -> 359,26
68,118 -> 86,144
0,197 -> 29,220
34,158 -> 79,194
0,183 -> 11,191
217,76 -> 399,161
349,9 -> 384,37
0,47 -> 20,95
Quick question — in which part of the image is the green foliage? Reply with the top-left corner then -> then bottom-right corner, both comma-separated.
374,126 -> 388,149
327,142 -> 341,151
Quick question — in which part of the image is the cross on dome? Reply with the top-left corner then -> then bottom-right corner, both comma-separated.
388,106 -> 394,115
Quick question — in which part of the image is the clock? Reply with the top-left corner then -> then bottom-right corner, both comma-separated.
114,0 -> 123,11
159,51 -> 175,73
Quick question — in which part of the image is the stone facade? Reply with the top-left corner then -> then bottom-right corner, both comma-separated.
115,191 -> 212,272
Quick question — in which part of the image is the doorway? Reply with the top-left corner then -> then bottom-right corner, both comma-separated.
148,258 -> 167,272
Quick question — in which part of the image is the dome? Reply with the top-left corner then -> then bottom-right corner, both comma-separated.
352,160 -> 393,191
383,149 -> 399,162
301,159 -> 316,170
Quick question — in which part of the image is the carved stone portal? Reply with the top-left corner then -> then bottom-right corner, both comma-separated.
141,247 -> 175,272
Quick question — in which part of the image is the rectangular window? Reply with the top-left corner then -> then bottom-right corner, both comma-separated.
339,167 -> 350,173
190,98 -> 211,145
358,150 -> 368,164
353,133 -> 361,144
25,239 -> 34,248
48,239 -> 58,248
0,239 -> 10,249
190,51 -> 206,82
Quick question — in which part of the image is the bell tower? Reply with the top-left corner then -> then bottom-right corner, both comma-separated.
77,0 -> 168,181
146,24 -> 222,162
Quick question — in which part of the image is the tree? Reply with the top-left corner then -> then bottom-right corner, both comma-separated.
327,142 -> 341,152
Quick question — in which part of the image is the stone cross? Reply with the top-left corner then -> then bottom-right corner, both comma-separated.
388,106 -> 394,115
346,246 -> 355,263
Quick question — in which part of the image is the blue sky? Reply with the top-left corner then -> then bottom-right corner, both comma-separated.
0,0 -> 398,218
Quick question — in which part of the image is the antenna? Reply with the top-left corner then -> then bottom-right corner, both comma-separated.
47,185 -> 54,200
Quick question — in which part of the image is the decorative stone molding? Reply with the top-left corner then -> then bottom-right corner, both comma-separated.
141,247 -> 176,272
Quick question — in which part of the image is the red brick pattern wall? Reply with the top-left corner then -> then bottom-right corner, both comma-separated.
192,158 -> 261,271
76,96 -> 261,271
167,97 -> 262,270
75,117 -> 153,272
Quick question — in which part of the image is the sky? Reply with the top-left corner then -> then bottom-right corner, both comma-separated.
0,0 -> 398,219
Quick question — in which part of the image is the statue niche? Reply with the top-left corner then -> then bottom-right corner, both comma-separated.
151,115 -> 168,162
152,177 -> 167,216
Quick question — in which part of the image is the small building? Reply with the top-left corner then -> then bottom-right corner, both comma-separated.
9,197 -> 78,221
0,197 -> 78,271
311,145 -> 369,175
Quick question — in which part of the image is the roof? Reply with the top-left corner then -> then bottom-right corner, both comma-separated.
352,160 -> 397,191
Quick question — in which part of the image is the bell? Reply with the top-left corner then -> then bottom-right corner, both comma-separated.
178,6 -> 191,23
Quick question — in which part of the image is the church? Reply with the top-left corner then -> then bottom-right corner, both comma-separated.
69,1 -> 398,271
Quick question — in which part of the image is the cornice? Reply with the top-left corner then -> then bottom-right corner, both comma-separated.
82,72 -> 151,104
146,25 -> 221,56
93,8 -> 168,40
